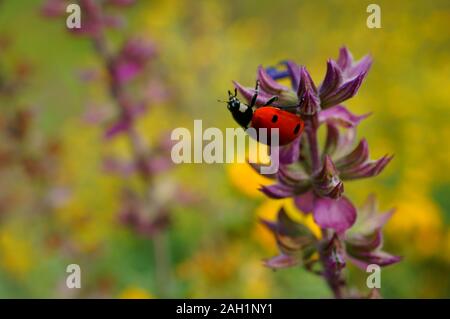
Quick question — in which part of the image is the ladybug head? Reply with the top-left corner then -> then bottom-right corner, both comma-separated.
225,88 -> 242,112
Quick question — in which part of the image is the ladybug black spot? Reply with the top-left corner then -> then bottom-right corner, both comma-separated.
294,123 -> 301,134
271,115 -> 278,123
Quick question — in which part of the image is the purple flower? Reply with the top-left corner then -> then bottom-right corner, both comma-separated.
234,47 -> 371,115
262,195 -> 400,271
319,47 -> 372,108
345,195 -> 402,269
112,38 -> 157,84
261,207 -> 318,269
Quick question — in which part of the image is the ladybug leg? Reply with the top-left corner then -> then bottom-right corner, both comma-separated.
250,80 -> 260,108
264,95 -> 278,106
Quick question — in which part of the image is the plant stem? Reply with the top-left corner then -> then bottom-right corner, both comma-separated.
305,115 -> 321,174
306,114 -> 347,299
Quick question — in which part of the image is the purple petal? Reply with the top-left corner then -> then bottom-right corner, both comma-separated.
260,183 -> 295,199
321,72 -> 366,108
285,60 -> 301,91
337,47 -> 353,70
337,47 -> 373,79
341,155 -> 393,180
257,65 -> 289,94
278,136 -> 301,165
334,139 -> 369,170
233,80 -> 275,106
294,191 -> 315,213
319,59 -> 343,98
297,67 -> 320,115
318,105 -> 370,128
277,165 -> 310,189
320,47 -> 373,108
347,251 -> 402,270
260,218 -> 277,234
263,254 -> 299,269
353,194 -> 396,235
313,196 -> 357,234
275,207 -> 317,253
346,229 -> 383,252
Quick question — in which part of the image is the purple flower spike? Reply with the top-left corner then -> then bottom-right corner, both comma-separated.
319,47 -> 372,109
234,47 -> 399,298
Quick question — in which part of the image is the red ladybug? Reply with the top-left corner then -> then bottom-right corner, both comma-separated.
222,81 -> 304,145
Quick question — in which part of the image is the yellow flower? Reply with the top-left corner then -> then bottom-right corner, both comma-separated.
0,227 -> 33,280
226,162 -> 272,198
240,259 -> 272,298
118,287 -> 153,299
386,194 -> 443,258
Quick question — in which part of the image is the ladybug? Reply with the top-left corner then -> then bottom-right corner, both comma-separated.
222,81 -> 304,145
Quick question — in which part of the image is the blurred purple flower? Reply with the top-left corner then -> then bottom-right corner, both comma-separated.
112,38 -> 157,84
41,0 -> 66,17
41,0 -> 131,35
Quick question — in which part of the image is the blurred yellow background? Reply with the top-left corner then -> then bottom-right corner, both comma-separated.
0,0 -> 449,298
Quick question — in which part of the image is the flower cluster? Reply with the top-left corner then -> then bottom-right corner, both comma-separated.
41,0 -> 180,236
234,47 -> 401,298
41,0 -> 188,296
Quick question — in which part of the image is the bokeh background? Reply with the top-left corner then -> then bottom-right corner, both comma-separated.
0,0 -> 449,298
